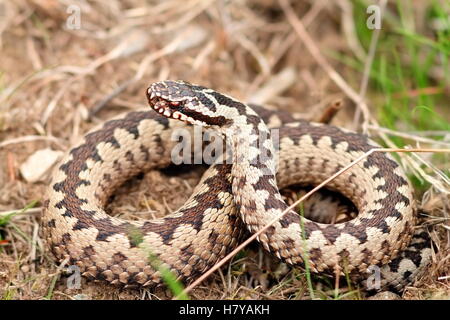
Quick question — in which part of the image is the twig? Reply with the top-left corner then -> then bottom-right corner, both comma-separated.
279,0 -> 372,132
175,147 -> 450,299
248,68 -> 297,105
0,207 -> 42,218
367,125 -> 450,147
30,222 -> 39,273
46,257 -> 69,300
88,79 -> 135,120
235,34 -> 271,76
7,152 -> 16,182
0,135 -> 65,149
41,77 -> 77,126
338,0 -> 367,61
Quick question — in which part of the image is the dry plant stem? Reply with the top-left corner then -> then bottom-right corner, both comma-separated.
353,0 -> 387,130
175,147 -> 450,299
0,208 -> 42,218
88,79 -> 135,120
367,125 -> 450,148
279,0 -> 372,132
0,135 -> 64,149
377,130 -> 450,194
338,0 -> 367,61
7,152 -> 16,181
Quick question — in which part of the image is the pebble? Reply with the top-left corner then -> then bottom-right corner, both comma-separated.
368,291 -> 401,300
20,148 -> 63,183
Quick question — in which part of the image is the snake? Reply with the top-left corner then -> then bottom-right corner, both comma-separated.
41,80 -> 432,293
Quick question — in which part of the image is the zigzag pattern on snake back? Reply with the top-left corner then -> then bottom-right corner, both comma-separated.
42,80 -> 432,292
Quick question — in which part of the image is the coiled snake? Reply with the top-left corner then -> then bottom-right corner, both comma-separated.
42,80 -> 432,292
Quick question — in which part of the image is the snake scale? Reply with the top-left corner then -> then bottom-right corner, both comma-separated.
42,80 -> 432,292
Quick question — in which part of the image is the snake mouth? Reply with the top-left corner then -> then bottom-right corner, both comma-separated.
147,92 -> 187,121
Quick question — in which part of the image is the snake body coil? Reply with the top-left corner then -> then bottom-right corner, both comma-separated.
42,80 -> 432,292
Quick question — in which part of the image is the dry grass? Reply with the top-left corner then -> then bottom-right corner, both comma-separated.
0,0 -> 448,300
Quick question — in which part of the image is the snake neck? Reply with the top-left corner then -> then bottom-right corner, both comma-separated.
225,105 -> 289,233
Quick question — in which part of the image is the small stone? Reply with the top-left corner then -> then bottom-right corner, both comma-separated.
20,265 -> 30,273
368,291 -> 401,300
20,148 -> 63,183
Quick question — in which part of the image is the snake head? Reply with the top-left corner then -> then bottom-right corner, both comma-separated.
146,80 -> 228,127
